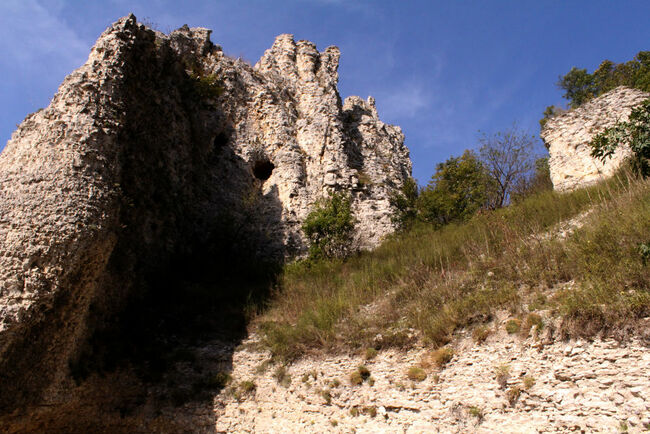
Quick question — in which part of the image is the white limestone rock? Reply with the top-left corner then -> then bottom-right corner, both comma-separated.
541,86 -> 649,191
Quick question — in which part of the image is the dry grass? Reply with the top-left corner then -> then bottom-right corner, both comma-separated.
406,366 -> 427,382
257,170 -> 650,361
472,326 -> 491,343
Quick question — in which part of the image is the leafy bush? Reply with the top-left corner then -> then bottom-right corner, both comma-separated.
472,326 -> 491,344
557,51 -> 650,109
390,177 -> 419,230
303,192 -> 356,259
430,347 -> 454,368
417,150 -> 493,226
273,366 -> 292,388
590,99 -> 650,177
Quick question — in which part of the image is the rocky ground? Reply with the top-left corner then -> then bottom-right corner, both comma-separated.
213,312 -> 649,433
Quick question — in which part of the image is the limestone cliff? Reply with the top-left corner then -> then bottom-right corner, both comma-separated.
541,86 -> 649,191
0,15 -> 411,432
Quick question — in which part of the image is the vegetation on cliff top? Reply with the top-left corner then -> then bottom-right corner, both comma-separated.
540,50 -> 650,128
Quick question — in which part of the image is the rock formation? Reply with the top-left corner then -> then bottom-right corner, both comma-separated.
541,86 -> 649,191
0,15 -> 411,432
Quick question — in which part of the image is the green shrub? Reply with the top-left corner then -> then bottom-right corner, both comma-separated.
303,192 -> 356,259
468,406 -> 483,420
557,52 -> 650,109
363,406 -> 377,417
522,313 -> 544,337
430,347 -> 454,368
390,177 -> 419,230
640,242 -> 650,265
506,385 -> 522,406
239,380 -> 257,394
319,388 -> 332,405
207,371 -> 232,388
590,99 -> 650,177
417,151 -> 494,226
505,319 -> 521,334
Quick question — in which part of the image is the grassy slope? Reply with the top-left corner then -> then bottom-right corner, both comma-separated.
255,171 -> 650,361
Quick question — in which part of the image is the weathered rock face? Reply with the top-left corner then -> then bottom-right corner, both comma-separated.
541,86 -> 649,191
0,15 -> 410,431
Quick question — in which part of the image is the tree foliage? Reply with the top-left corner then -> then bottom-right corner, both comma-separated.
389,177 -> 419,230
541,50 -> 650,128
590,99 -> 650,177
417,150 -> 494,227
303,192 -> 356,259
558,51 -> 650,109
478,126 -> 539,208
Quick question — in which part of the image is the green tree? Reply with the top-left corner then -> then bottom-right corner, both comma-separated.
478,127 -> 539,208
417,150 -> 493,227
303,192 -> 356,259
590,99 -> 650,177
389,177 -> 419,230
554,51 -> 650,111
558,67 -> 596,108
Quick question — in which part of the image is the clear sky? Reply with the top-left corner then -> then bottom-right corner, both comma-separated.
2,0 -> 649,183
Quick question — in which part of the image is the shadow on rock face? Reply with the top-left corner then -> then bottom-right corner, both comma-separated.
0,17 -> 285,432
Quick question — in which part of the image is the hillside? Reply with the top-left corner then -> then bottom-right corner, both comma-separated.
1,13 -> 649,434
216,171 -> 650,432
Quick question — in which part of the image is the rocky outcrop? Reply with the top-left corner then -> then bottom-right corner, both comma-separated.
217,313 -> 650,433
0,15 -> 410,432
541,86 -> 649,191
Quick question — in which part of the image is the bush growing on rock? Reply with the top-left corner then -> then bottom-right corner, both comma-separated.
590,99 -> 650,177
303,192 -> 356,259
349,365 -> 371,385
495,364 -> 510,389
505,319 -> 521,334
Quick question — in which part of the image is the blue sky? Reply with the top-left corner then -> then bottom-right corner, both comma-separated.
1,0 -> 649,183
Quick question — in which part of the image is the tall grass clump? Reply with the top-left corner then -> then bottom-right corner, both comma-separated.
258,169 -> 649,361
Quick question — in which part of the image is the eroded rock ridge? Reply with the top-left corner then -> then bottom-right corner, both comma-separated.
0,14 -> 410,432
541,86 -> 649,191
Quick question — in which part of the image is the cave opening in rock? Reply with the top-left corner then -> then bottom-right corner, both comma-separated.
253,159 -> 274,181
213,132 -> 229,149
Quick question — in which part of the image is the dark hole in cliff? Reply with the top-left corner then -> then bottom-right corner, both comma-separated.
253,159 -> 274,181
213,132 -> 229,149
